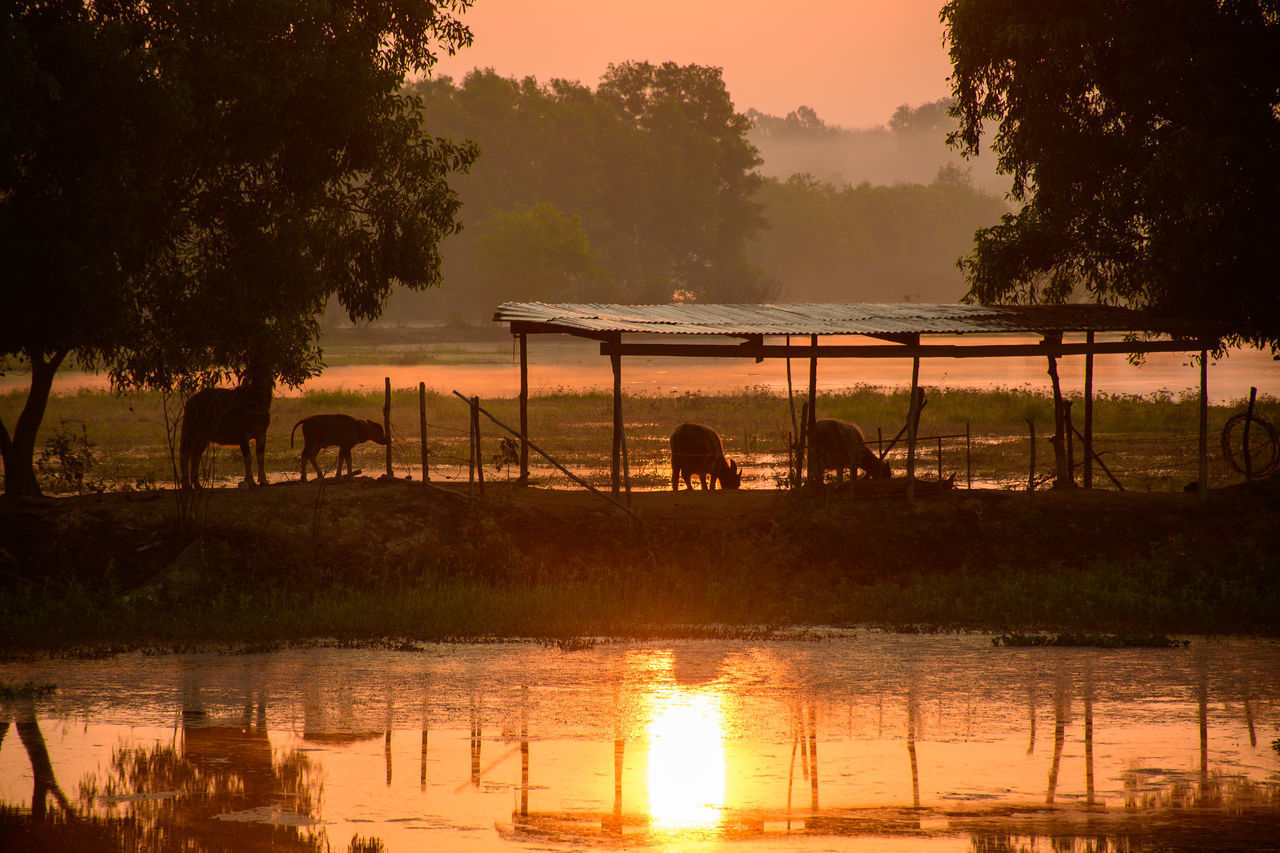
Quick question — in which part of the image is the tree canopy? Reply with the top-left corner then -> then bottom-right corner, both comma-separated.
386,61 -> 769,322
942,0 -> 1280,352
1,0 -> 476,495
748,166 -> 1008,303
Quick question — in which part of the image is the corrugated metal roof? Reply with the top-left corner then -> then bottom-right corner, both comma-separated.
493,302 -> 1214,337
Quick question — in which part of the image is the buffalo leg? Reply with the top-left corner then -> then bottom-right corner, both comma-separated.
237,440 -> 255,486
254,434 -> 267,486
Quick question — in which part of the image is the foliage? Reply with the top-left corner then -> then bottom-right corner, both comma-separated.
745,100 -> 1005,193
474,203 -> 610,305
35,420 -> 103,495
749,167 -> 1008,302
942,0 -> 1280,351
388,62 -> 770,321
0,0 -> 476,495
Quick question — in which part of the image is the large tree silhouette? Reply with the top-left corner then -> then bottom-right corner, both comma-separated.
1,1 -> 477,496
942,0 -> 1280,351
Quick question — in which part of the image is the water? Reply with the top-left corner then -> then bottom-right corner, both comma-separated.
4,336 -> 1277,403
3,633 -> 1278,851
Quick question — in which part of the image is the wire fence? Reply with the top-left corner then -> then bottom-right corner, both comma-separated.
335,383 -> 1259,495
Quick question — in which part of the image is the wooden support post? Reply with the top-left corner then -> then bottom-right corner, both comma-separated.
806,334 -> 818,489
1198,349 -> 1208,499
907,356 -> 920,502
611,336 -> 622,496
936,435 -> 943,484
1064,400 -> 1075,482
1084,331 -> 1094,489
786,335 -> 799,488
419,382 -> 429,483
518,332 -> 529,485
383,377 -> 393,479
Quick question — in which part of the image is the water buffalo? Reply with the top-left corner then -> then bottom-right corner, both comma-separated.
811,418 -> 891,485
670,422 -> 742,491
290,414 -> 388,481
179,366 -> 274,489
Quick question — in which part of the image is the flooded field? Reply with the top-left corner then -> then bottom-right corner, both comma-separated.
3,633 -> 1278,851
6,335 -> 1278,404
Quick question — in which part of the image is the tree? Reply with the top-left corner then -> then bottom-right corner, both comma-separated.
474,203 -> 610,305
942,0 -> 1280,352
1,1 -> 477,496
747,168 -> 1008,302
598,61 -> 768,302
394,61 -> 771,320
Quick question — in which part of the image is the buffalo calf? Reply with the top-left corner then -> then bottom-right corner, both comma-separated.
291,414 -> 388,481
670,422 -> 742,491
812,418 -> 891,485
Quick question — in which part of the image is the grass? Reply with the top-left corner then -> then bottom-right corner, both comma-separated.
2,466 -> 1278,652
4,385 -> 1274,494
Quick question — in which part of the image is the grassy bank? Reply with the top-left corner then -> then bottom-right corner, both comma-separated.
1,476 -> 1277,652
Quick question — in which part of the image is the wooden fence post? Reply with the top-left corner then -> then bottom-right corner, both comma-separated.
383,377 -> 392,479
472,396 -> 485,495
419,382 -> 429,483
965,422 -> 971,489
1027,418 -> 1036,493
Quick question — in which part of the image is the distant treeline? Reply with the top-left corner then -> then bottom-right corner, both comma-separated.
376,68 -> 1008,325
746,101 -> 1005,194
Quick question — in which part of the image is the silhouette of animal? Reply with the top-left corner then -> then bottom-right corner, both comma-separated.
179,365 -> 274,489
670,422 -> 742,491
290,414 -> 387,481
811,418 -> 891,485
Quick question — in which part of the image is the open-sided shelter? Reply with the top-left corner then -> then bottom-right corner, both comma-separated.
492,302 -> 1222,496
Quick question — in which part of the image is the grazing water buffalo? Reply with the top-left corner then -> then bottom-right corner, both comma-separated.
812,418 -> 891,485
291,414 -> 388,481
179,366 -> 274,489
670,422 -> 742,491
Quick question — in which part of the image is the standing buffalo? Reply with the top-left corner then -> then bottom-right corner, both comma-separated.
291,414 -> 388,481
811,418 -> 891,485
179,365 -> 274,489
670,422 -> 742,491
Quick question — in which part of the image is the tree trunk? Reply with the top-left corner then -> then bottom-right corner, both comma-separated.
1,350 -> 67,497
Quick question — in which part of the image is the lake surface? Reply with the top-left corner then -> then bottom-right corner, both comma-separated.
5,335 -> 1278,404
3,633 -> 1278,852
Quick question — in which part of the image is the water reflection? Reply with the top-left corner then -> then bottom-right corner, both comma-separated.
646,688 -> 725,830
2,635 -> 1279,852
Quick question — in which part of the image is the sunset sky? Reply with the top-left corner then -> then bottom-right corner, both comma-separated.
431,0 -> 954,129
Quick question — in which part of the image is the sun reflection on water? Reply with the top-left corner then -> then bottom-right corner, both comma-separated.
645,687 -> 727,831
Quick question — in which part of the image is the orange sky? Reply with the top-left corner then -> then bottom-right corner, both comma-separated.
430,0 -> 954,129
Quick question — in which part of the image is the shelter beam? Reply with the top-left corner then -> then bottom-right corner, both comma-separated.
599,339 -> 1210,360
